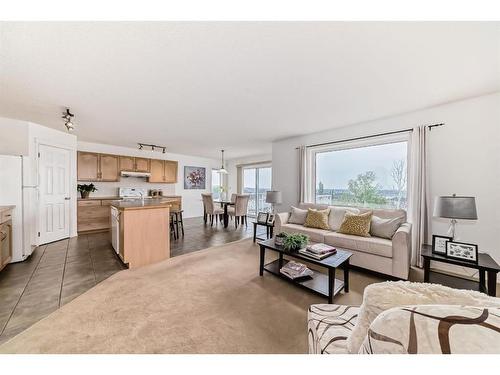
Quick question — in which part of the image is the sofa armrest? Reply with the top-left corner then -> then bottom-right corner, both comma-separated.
274,212 -> 289,234
391,222 -> 412,280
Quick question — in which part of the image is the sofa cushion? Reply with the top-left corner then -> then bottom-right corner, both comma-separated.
308,304 -> 360,354
359,305 -> 500,354
304,208 -> 330,230
279,223 -> 329,243
347,281 -> 500,354
324,232 -> 393,258
328,206 -> 360,231
288,206 -> 308,225
370,215 -> 405,239
338,211 -> 373,237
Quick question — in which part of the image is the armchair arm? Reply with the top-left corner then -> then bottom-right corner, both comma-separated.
391,222 -> 412,280
274,212 -> 289,233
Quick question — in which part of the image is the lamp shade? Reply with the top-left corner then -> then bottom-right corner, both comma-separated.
265,191 -> 282,204
433,195 -> 477,220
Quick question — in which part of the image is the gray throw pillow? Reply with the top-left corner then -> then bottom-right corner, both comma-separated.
370,216 -> 405,239
288,206 -> 308,225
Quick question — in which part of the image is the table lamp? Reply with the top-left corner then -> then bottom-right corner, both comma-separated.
433,194 -> 477,239
265,191 -> 282,213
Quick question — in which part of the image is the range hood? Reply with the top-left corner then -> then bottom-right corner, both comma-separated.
120,171 -> 151,178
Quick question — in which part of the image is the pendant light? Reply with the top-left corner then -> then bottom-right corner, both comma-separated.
219,149 -> 228,174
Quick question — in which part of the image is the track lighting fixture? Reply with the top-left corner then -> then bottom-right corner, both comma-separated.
138,143 -> 167,154
62,108 -> 75,132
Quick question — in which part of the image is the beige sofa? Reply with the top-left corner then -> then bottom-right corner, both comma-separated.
275,203 -> 412,279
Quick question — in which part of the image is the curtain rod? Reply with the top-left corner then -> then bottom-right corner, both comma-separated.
295,123 -> 444,149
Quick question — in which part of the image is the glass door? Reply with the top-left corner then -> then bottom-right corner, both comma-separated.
242,166 -> 272,217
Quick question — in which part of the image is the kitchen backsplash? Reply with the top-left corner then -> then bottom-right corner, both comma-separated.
86,177 -> 176,197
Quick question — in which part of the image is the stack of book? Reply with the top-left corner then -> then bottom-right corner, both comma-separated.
299,243 -> 337,260
280,260 -> 313,279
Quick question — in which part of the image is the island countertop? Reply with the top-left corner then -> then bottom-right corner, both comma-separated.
110,198 -> 179,210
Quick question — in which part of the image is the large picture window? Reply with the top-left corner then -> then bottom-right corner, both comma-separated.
310,136 -> 409,209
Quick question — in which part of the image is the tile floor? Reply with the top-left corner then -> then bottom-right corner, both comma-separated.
0,216 -> 265,345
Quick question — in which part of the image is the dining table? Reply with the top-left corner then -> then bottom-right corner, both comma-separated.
213,200 -> 235,228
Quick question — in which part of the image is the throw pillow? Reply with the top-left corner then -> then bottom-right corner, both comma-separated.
338,211 -> 372,237
347,281 -> 500,354
304,208 -> 330,230
328,206 -> 360,231
288,206 -> 308,225
370,215 -> 405,239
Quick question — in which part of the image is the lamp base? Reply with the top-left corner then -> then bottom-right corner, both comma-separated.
446,219 -> 458,240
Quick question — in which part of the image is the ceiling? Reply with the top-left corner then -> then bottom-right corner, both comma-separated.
0,22 -> 499,159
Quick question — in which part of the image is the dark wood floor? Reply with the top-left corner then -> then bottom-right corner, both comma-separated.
0,216 -> 265,345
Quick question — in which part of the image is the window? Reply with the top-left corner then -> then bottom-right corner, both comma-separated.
310,136 -> 409,209
242,165 -> 272,216
211,169 -> 222,200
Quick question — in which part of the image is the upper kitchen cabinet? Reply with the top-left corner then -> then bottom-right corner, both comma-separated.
149,159 -> 178,183
164,160 -> 178,183
77,152 -> 99,181
119,156 -> 135,171
119,156 -> 150,173
99,154 -> 120,181
135,157 -> 150,173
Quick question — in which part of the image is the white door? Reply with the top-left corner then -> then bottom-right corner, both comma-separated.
39,144 -> 71,244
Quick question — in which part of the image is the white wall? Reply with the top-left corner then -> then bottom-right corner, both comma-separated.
77,141 -> 220,218
272,93 -> 500,266
0,117 -> 29,156
225,153 -> 273,195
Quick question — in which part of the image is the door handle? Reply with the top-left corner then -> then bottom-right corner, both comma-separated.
65,197 -> 71,200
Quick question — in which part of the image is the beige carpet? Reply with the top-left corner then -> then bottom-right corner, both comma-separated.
0,239 -> 386,354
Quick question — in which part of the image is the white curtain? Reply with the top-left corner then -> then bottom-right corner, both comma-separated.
408,126 -> 431,267
298,146 -> 307,203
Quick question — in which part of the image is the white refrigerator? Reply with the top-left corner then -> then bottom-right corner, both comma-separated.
0,155 -> 35,262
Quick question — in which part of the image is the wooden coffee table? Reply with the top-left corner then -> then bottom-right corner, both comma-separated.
258,238 -> 352,303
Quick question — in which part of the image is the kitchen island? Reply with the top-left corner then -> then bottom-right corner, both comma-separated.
111,198 -> 175,269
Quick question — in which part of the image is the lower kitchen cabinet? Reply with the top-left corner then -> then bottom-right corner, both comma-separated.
77,199 -> 116,233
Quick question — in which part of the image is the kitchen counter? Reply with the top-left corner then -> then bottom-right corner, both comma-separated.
110,198 -> 180,211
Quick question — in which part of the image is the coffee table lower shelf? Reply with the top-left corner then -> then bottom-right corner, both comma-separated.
263,259 -> 345,300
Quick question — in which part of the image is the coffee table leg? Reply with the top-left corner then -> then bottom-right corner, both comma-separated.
278,252 -> 283,269
344,259 -> 350,293
328,268 -> 335,304
253,223 -> 257,243
259,245 -> 265,276
487,271 -> 497,297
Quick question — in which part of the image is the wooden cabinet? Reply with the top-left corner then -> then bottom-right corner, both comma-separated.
0,209 -> 13,272
164,160 -> 178,183
78,152 -> 119,182
149,159 -> 178,183
77,199 -> 115,233
77,152 -> 99,181
119,156 -> 135,171
99,154 -> 119,181
78,152 -> 176,183
135,157 -> 150,172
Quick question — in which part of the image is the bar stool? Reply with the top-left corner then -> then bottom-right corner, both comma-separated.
171,209 -> 185,238
170,212 -> 177,240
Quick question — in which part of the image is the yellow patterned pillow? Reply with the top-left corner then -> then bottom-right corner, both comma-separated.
338,211 -> 372,237
304,208 -> 330,230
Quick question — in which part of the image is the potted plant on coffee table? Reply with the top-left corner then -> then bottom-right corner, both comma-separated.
77,183 -> 97,199
282,233 -> 309,252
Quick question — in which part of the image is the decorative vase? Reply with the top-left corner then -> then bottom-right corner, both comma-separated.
81,191 -> 90,199
275,236 -> 285,246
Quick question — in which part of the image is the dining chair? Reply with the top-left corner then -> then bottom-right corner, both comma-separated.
230,193 -> 237,203
227,194 -> 250,228
201,193 -> 224,227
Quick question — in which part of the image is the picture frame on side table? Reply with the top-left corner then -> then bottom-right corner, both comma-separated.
432,234 -> 452,255
446,241 -> 478,263
257,212 -> 268,224
267,213 -> 275,225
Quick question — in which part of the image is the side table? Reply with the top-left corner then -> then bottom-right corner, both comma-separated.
253,221 -> 274,243
421,244 -> 500,297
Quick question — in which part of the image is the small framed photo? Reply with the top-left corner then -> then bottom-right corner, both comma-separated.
432,235 -> 452,255
446,241 -> 478,263
267,213 -> 275,225
257,212 -> 268,224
